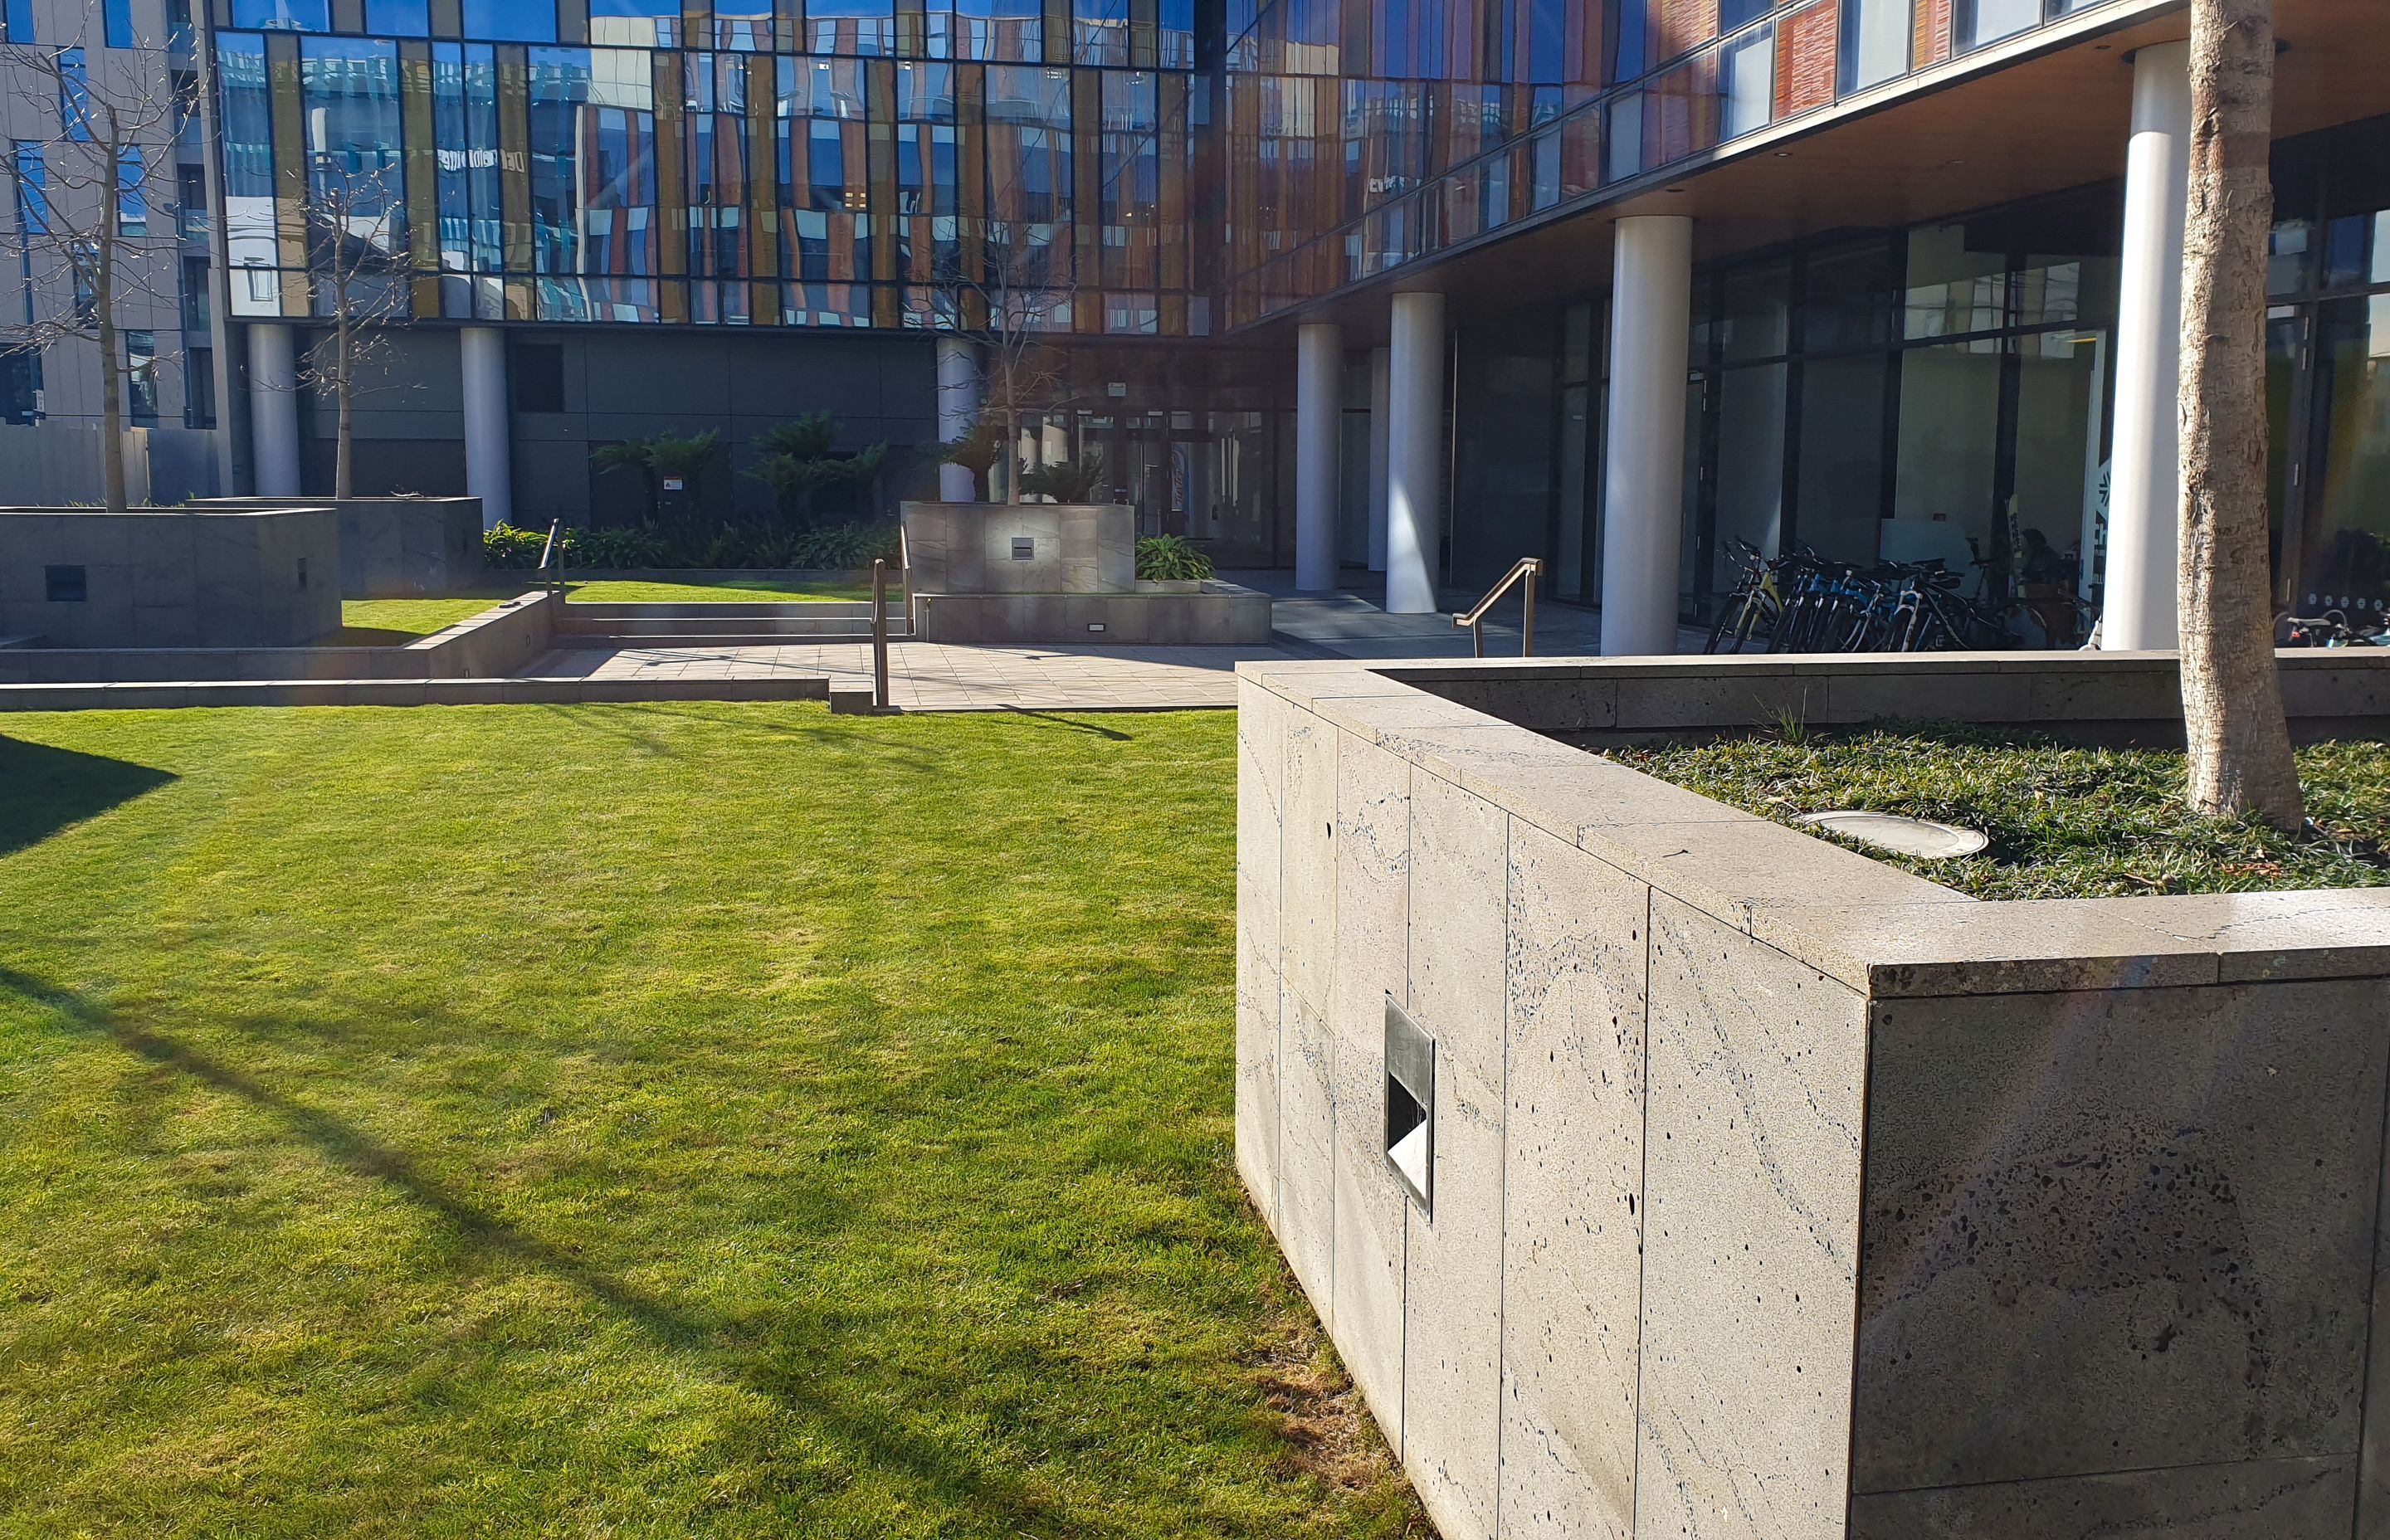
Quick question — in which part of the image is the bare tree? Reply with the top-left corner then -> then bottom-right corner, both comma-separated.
294,155 -> 408,497
2178,0 -> 2303,830
0,34 -> 185,512
940,229 -> 1079,505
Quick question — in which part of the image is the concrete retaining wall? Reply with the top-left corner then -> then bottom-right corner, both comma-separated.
1236,650 -> 2390,1540
913,582 -> 1271,644
193,495 -> 486,598
0,592 -> 557,683
0,505 -> 340,647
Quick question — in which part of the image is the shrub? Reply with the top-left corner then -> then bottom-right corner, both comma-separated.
485,520 -> 900,571
1136,534 -> 1215,582
1018,454 -> 1109,504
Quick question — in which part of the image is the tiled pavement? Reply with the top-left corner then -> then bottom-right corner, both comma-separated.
523,638 -> 1306,711
515,570 -> 1703,714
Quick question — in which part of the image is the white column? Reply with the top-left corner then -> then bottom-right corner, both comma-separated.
1599,215 -> 1695,656
1385,292 -> 1446,614
2105,41 -> 2192,652
460,324 -> 514,530
936,334 -> 981,502
1295,321 -> 1343,592
1367,346 -> 1391,573
246,322 -> 300,497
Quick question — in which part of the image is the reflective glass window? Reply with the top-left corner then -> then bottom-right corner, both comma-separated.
230,0 -> 330,28
462,0 -> 558,42
116,146 -> 145,234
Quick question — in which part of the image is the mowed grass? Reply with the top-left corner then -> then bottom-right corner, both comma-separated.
331,597 -> 513,644
1612,723 -> 2390,899
0,705 -> 1422,1539
564,577 -> 876,604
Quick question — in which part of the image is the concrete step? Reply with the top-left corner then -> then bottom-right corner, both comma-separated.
561,602 -> 882,627
559,616 -> 894,638
827,685 -> 881,714
555,628 -> 907,649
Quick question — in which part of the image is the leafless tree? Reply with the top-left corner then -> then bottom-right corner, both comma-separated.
2178,0 -> 2303,830
940,227 -> 1080,505
294,154 -> 409,497
0,32 -> 187,511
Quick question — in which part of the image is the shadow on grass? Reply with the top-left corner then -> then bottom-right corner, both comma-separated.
0,738 -> 177,857
533,702 -> 949,766
994,709 -> 1132,742
0,964 -> 1063,1527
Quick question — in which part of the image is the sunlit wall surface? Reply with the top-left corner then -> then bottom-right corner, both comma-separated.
1217,0 -> 2129,329
211,0 -> 1209,334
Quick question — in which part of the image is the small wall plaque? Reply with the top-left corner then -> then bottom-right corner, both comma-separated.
1384,995 -> 1433,1215
1012,537 -> 1036,561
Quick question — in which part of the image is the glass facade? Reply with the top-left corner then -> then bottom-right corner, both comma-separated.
1219,0 -> 2144,328
207,0 -> 1209,335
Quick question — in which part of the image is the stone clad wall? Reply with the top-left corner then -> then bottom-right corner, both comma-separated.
1236,653 -> 2390,1540
193,496 -> 486,597
900,501 -> 1135,595
0,507 -> 341,648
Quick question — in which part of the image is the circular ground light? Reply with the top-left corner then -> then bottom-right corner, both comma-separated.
1797,810 -> 1988,860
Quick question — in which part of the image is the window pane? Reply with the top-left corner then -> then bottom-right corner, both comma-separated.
1839,0 -> 1910,94
461,0 -> 557,42
229,0 -> 330,28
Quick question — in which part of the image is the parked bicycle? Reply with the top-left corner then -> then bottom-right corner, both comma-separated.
1705,541 -> 2099,655
2280,608 -> 2390,647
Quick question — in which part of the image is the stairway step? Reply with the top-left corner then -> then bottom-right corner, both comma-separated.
556,630 -> 905,648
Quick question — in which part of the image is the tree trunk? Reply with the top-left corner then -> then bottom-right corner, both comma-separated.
334,309 -> 354,497
96,170 -> 128,514
2178,0 -> 2303,830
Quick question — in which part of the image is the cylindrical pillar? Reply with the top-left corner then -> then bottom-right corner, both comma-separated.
1385,293 -> 1446,615
1599,216 -> 1695,656
936,334 -> 981,502
1295,321 -> 1343,592
1367,346 -> 1391,573
246,322 -> 300,497
460,326 -> 514,530
2105,41 -> 2192,652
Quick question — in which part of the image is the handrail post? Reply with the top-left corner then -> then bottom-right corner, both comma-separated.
871,558 -> 890,711
1521,560 -> 1538,657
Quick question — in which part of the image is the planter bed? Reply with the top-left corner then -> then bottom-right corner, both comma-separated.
1236,649 -> 2390,1540
1609,723 -> 2389,900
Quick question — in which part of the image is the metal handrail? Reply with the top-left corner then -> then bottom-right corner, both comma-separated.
871,558 -> 891,710
534,518 -> 566,596
1454,557 -> 1543,657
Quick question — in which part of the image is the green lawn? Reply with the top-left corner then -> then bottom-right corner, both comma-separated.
330,597 -> 513,645
1613,723 -> 2390,899
563,577 -> 876,604
0,706 -> 1419,1538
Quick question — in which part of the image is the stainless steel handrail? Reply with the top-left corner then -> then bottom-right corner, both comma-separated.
871,557 -> 891,710
534,518 -> 566,596
1454,556 -> 1543,657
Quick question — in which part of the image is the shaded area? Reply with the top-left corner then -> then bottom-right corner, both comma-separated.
0,736 -> 175,857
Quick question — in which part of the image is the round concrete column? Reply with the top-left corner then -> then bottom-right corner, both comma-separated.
1385,293 -> 1446,615
1295,321 -> 1344,592
1367,346 -> 1391,573
2104,40 -> 2192,652
247,322 -> 300,497
460,325 -> 514,530
1599,215 -> 1695,657
936,334 -> 981,502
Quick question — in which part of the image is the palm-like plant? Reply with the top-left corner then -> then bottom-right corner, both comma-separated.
1017,452 -> 1108,504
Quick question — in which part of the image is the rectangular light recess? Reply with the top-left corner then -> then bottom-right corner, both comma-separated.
1384,994 -> 1433,1215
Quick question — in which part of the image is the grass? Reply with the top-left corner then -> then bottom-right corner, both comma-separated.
563,577 -> 876,604
1609,723 -> 2390,900
327,597 -> 513,646
0,705 -> 1422,1539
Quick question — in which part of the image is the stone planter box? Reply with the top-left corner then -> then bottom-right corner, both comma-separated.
194,495 -> 484,599
1235,651 -> 2390,1540
1,505 -> 341,648
912,580 -> 1271,644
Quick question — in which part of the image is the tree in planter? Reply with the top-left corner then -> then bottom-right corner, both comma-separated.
292,154 -> 408,498
746,412 -> 888,528
0,35 -> 186,512
940,231 -> 1079,506
1017,450 -> 1106,504
2178,0 -> 2304,830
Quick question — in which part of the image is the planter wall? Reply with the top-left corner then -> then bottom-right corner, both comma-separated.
194,495 -> 485,598
0,591 -> 556,685
901,501 -> 1134,595
1236,651 -> 2390,1540
0,505 -> 341,648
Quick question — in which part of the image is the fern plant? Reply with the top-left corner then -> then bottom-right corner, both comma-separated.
1135,534 -> 1215,582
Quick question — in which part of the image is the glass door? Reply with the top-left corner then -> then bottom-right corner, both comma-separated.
2293,297 -> 2390,621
